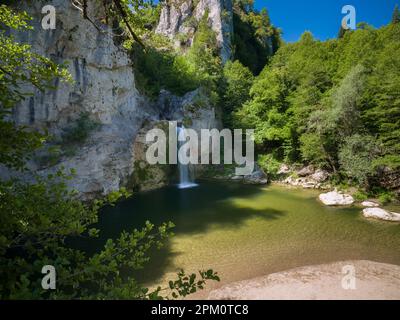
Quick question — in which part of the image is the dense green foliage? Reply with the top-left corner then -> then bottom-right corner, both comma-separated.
0,4 -> 219,300
232,0 -> 281,74
221,60 -> 254,126
234,22 -> 400,189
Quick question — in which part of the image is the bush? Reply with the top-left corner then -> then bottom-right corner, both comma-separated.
353,190 -> 369,201
338,134 -> 381,187
258,154 -> 281,178
378,191 -> 395,205
62,112 -> 99,145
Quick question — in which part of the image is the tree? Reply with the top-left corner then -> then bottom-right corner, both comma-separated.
338,134 -> 382,187
222,60 -> 254,126
392,4 -> 400,24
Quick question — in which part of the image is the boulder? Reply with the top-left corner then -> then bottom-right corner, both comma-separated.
319,191 -> 355,206
278,164 -> 291,175
363,208 -> 400,222
361,201 -> 380,208
311,169 -> 329,183
242,164 -> 268,185
297,165 -> 315,177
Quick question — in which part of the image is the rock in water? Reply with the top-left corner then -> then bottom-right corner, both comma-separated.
361,201 -> 380,208
363,208 -> 400,222
319,191 -> 354,206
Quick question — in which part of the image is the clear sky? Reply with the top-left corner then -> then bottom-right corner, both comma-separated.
255,0 -> 399,42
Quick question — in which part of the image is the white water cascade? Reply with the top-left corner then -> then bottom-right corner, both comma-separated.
176,125 -> 198,189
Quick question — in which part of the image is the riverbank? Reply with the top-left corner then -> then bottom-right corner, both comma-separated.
208,260 -> 400,300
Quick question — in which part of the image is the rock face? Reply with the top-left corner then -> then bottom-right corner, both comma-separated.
319,191 -> 355,206
3,0 -> 222,199
311,169 -> 330,183
5,0 -> 152,198
377,167 -> 400,197
363,208 -> 400,222
156,0 -> 233,62
130,121 -> 172,192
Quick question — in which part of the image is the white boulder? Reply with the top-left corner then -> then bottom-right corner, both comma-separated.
361,201 -> 380,208
319,191 -> 355,206
363,208 -> 400,222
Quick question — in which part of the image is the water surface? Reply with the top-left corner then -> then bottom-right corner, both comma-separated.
76,182 -> 400,296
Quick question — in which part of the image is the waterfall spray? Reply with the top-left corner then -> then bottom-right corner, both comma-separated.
176,124 -> 198,189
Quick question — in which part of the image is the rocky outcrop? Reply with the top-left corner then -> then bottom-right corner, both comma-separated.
319,190 -> 355,206
277,164 -> 330,190
129,121 -> 173,192
132,89 -> 222,190
311,169 -> 330,183
231,164 -> 268,185
363,208 -> 400,222
3,0 -> 154,198
376,167 -> 400,197
156,0 -> 233,62
3,1 -> 222,199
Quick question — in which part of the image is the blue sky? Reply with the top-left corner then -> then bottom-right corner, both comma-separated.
255,0 -> 399,42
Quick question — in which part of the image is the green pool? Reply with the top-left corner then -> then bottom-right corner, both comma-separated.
76,182 -> 400,297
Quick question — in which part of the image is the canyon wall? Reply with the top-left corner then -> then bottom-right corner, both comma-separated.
156,0 -> 233,63
5,0 -> 221,198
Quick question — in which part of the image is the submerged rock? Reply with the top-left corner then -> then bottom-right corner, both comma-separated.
231,164 -> 268,185
363,208 -> 400,222
319,191 -> 355,206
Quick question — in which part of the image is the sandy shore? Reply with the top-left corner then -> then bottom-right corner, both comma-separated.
208,260 -> 400,300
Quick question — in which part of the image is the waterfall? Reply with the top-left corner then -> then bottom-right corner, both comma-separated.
177,125 -> 198,189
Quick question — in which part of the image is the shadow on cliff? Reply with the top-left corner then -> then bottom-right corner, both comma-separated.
69,181 -> 286,286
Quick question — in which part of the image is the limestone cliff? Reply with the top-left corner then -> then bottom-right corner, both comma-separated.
4,0 -> 221,198
156,0 -> 233,63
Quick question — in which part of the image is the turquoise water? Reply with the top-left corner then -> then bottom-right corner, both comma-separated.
76,182 -> 400,296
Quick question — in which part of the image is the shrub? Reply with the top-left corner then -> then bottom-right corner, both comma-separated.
258,154 -> 281,178
62,112 -> 99,145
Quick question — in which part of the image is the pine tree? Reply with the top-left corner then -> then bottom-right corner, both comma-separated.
392,4 -> 400,24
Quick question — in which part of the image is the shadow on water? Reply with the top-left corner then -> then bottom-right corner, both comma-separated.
69,181 -> 286,285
